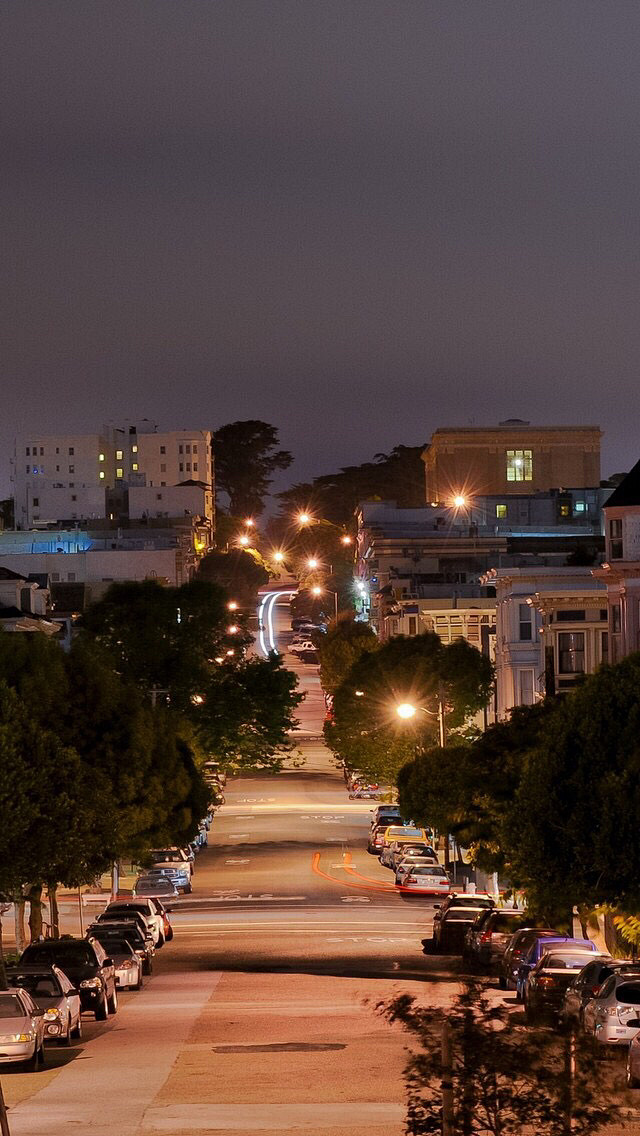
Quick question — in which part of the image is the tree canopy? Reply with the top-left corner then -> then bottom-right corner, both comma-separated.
197,548 -> 269,607
214,420 -> 292,517
326,632 -> 493,785
317,618 -> 379,695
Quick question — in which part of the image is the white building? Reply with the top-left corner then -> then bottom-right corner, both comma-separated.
480,567 -> 607,719
12,423 -> 213,529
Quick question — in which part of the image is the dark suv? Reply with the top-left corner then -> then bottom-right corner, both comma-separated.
20,937 -> 117,1020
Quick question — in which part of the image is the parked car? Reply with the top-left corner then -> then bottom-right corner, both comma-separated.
0,989 -> 46,1069
524,949 -> 609,1023
88,920 -> 155,976
147,896 -> 173,941
433,905 -> 491,953
394,847 -> 441,882
463,909 -> 530,973
397,862 -> 450,895
103,899 -> 166,946
94,909 -> 151,941
515,936 -> 598,1002
20,937 -> 117,1021
432,894 -> 494,939
388,842 -> 438,873
85,930 -> 144,989
6,965 -> 82,1045
134,875 -> 180,901
379,826 -> 430,866
146,864 -> 192,894
150,848 -> 193,876
367,824 -> 391,855
349,786 -> 382,800
499,927 -> 557,991
371,805 -> 402,827
583,972 -> 640,1047
561,956 -> 632,1028
290,640 -> 316,656
298,650 -> 319,663
626,1030 -> 640,1088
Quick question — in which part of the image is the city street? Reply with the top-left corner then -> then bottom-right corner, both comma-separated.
3,592 -> 451,1136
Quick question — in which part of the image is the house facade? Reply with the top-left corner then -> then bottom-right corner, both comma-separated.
593,459 -> 640,662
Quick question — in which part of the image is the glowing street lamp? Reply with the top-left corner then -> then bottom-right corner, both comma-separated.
396,702 -> 417,719
238,534 -> 250,546
311,584 -> 338,622
226,649 -> 235,657
227,624 -> 239,634
340,535 -> 352,545
244,518 -> 255,527
227,601 -> 239,611
297,512 -> 312,526
453,495 -> 466,508
273,551 -> 285,563
307,557 -> 319,569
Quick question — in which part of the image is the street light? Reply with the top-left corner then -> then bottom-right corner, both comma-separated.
307,557 -> 319,569
272,550 -> 285,563
227,624 -> 239,634
238,534 -> 250,546
395,696 -> 446,749
312,584 -> 338,622
244,518 -> 255,527
297,512 -> 312,525
453,495 -> 466,508
396,702 -> 416,719
227,601 -> 239,611
340,535 -> 352,545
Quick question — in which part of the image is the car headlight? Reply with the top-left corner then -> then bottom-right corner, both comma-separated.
14,1032 -> 34,1042
119,959 -> 134,969
80,977 -> 102,989
44,1008 -> 62,1019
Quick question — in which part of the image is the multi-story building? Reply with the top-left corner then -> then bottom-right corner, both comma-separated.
480,567 -> 607,719
593,458 -> 640,662
12,422 -> 214,532
422,421 -> 602,505
0,565 -> 60,635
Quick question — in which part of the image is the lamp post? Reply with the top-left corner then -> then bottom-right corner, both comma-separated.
312,585 -> 338,623
396,690 -> 449,866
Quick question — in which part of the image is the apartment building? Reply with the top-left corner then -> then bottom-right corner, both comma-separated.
12,422 -> 214,531
593,458 -> 640,662
423,422 -> 602,504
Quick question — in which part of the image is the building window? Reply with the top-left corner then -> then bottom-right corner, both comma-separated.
116,449 -> 123,460
408,616 -> 417,635
160,445 -> 166,454
609,518 -> 623,560
186,444 -> 191,454
160,481 -> 166,487
99,453 -> 105,462
601,631 -> 609,665
612,604 -> 621,633
67,572 -> 76,582
116,467 -> 123,478
71,494 -> 77,502
40,447 -> 44,456
132,444 -> 138,453
496,504 -> 507,518
574,501 -> 586,513
32,497 -> 39,507
518,670 -> 535,705
132,463 -> 138,471
26,447 -> 30,456
51,572 -> 60,582
506,449 -> 533,482
26,465 -> 30,474
68,465 -> 74,474
193,462 -> 198,472
179,463 -> 184,472
68,447 -> 74,456
519,603 -> 533,640
56,465 -> 60,472
69,482 -> 74,488
55,447 -> 59,454
560,504 -> 570,517
556,609 -> 586,622
156,493 -> 163,501
186,462 -> 191,472
193,444 -> 198,453
558,631 -> 585,674
99,471 -> 105,480
179,444 -> 183,454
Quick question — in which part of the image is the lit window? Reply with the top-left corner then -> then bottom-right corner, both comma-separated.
560,504 -> 570,517
574,501 -> 586,513
116,467 -> 123,478
116,449 -> 123,460
506,450 -> 533,482
99,471 -> 105,480
132,463 -> 138,471
68,465 -> 74,474
99,453 -> 105,462
496,504 -> 507,518
132,444 -> 138,453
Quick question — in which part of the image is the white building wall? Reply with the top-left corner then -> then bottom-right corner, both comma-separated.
0,549 -> 180,587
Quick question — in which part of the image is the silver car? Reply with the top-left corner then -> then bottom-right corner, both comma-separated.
583,973 -> 640,1047
0,988 -> 46,1069
146,864 -> 191,894
6,965 -> 82,1046
134,875 -> 180,901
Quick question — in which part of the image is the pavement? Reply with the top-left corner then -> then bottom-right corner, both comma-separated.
2,590 -> 634,1134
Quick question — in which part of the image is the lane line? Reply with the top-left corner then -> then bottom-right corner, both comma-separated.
311,851 -> 394,894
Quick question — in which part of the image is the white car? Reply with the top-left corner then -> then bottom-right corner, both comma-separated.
396,862 -> 450,895
584,973 -> 640,1046
290,640 -> 316,655
394,847 -> 440,880
103,899 -> 165,946
0,988 -> 46,1069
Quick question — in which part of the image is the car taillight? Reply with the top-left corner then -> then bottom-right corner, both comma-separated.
480,931 -> 492,943
538,976 -> 557,987
591,984 -> 601,995
408,876 -> 417,884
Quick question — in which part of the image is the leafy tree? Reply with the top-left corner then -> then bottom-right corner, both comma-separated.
317,618 -> 379,695
79,578 -> 251,713
192,653 -> 303,772
381,982 -> 618,1135
505,655 -> 640,919
326,633 -> 493,785
197,548 -> 269,607
276,444 -> 426,528
214,420 -> 292,517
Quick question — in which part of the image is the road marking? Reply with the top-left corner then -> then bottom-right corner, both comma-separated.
326,936 -> 414,943
311,850 -> 396,894
228,833 -> 250,838
224,858 -> 250,864
340,896 -> 371,903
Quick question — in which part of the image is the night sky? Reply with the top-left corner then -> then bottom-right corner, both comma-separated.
3,2 -> 640,499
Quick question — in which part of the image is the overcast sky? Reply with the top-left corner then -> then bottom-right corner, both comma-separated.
3,1 -> 640,499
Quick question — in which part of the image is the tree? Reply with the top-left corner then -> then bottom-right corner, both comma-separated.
317,618 -> 379,695
192,653 -> 303,772
381,982 -> 618,1135
504,655 -> 640,919
326,633 -> 493,785
276,444 -> 426,528
197,548 -> 269,607
214,420 -> 292,517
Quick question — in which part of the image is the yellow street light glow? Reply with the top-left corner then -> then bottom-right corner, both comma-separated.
227,624 -> 239,634
355,690 -> 365,697
312,586 -> 322,596
297,512 -> 311,525
273,551 -> 285,563
227,601 -> 239,611
238,535 -> 250,546
191,694 -> 204,705
396,702 -> 417,719
307,557 -> 319,569
453,495 -> 466,508
341,535 -> 352,545
226,649 -> 235,657
214,656 -> 224,663
245,518 -> 255,527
